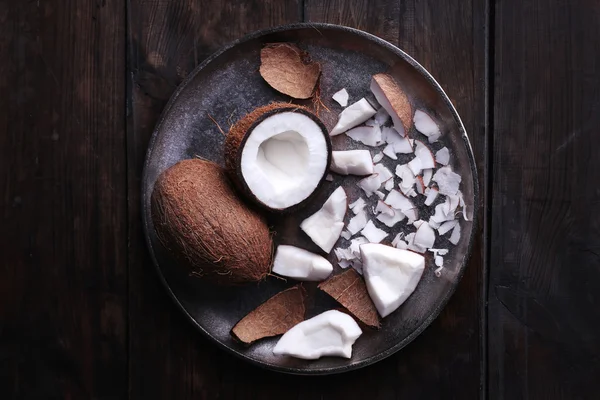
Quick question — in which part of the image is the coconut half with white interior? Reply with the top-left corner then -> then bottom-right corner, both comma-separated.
225,103 -> 332,212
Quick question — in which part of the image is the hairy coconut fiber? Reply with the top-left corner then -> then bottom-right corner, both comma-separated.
151,159 -> 273,285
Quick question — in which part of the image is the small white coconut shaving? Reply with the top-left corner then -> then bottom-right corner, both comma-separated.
415,176 -> 426,195
413,222 -> 436,249
330,150 -> 374,176
349,197 -> 366,214
429,219 -> 441,229
339,259 -> 352,269
414,140 -> 436,170
375,190 -> 386,200
332,88 -> 349,107
382,144 -> 397,160
449,223 -> 461,245
382,126 -> 413,154
330,98 -> 377,136
424,187 -> 439,206
374,107 -> 390,125
326,174 -> 334,182
384,178 -> 394,191
358,174 -> 381,197
432,166 -> 462,196
340,230 -> 352,240
429,248 -> 449,256
413,219 -> 426,229
395,164 -> 417,197
404,232 -> 425,253
423,168 -> 433,186
361,220 -> 388,243
434,265 -> 444,277
391,232 -> 405,247
375,200 -> 394,216
365,118 -> 377,127
372,151 -> 384,163
346,125 -> 382,147
384,189 -> 414,211
414,109 -> 441,143
435,147 -> 450,166
438,219 -> 458,235
402,208 -> 419,224
377,211 -> 405,227
347,209 -> 368,235
374,164 -> 393,183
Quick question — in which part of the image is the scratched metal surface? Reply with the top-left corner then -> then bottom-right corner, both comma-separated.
141,24 -> 478,374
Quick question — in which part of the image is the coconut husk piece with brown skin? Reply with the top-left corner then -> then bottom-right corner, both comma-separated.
231,285 -> 306,344
318,269 -> 380,329
372,73 -> 413,133
260,43 -> 321,99
151,158 -> 273,285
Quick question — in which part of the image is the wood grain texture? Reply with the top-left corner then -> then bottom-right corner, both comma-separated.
0,0 -> 127,398
489,0 -> 600,398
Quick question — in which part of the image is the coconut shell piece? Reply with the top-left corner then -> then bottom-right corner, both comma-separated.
260,43 -> 321,99
151,159 -> 273,285
372,73 -> 413,133
232,285 -> 306,344
318,269 -> 381,328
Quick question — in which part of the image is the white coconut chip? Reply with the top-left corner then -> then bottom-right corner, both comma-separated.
423,168 -> 433,186
432,166 -> 462,196
382,126 -> 413,154
330,150 -> 374,176
424,187 -> 439,206
346,125 -> 382,147
384,189 -> 414,211
415,140 -> 436,169
435,255 -> 444,267
374,164 -> 393,182
404,232 -> 426,253
428,219 -> 441,229
340,230 -> 352,240
407,157 -> 422,176
347,209 -> 368,235
395,164 -> 417,196
414,109 -> 441,143
430,202 -> 453,224
374,107 -> 390,125
300,187 -> 347,253
449,223 -> 461,245
391,232 -> 406,247
339,259 -> 352,269
414,222 -> 436,249
428,248 -> 449,256
434,265 -> 444,277
349,237 -> 369,255
358,174 -> 381,197
376,211 -> 405,228
372,151 -> 384,163
413,219 -> 426,229
375,190 -> 386,200
384,178 -> 394,191
361,220 -> 388,243
415,176 -> 426,195
332,88 -> 349,107
435,147 -> 450,166
402,208 -> 419,224
438,219 -> 458,235
334,247 -> 355,262
330,98 -> 377,136
349,197 -> 366,214
375,200 -> 394,216
382,144 -> 397,160
326,174 -> 334,182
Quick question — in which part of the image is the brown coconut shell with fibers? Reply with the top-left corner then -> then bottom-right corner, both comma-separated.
151,158 -> 273,285
224,102 -> 331,213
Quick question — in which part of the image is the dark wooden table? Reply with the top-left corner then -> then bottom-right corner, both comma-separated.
1,0 -> 599,399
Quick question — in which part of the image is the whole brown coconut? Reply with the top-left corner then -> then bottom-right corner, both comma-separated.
224,102 -> 332,213
151,159 -> 273,285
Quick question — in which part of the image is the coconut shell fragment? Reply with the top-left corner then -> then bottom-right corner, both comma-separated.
151,159 -> 273,285
232,285 -> 307,344
318,269 -> 380,328
260,43 -> 321,99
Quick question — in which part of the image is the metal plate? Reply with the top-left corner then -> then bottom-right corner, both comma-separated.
141,23 -> 479,375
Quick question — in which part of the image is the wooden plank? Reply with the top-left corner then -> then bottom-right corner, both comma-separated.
126,1 -> 301,398
0,0 -> 128,398
489,0 -> 600,398
307,0 -> 488,397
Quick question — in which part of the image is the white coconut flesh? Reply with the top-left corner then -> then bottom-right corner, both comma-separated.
330,150 -> 374,175
360,243 -> 425,317
240,111 -> 329,210
272,245 -> 333,281
330,98 -> 377,136
300,186 -> 347,253
273,310 -> 362,360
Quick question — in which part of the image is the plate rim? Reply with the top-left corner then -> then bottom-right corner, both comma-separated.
141,22 -> 480,375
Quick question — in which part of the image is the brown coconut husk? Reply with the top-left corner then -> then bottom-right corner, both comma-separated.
151,158 -> 273,285
231,285 -> 306,344
224,103 -> 331,213
372,73 -> 413,132
318,269 -> 380,328
260,43 -> 321,99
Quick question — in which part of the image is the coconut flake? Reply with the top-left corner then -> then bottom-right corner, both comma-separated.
330,150 -> 374,176
407,157 -> 423,176
413,223 -> 436,250
340,230 -> 352,240
423,168 -> 433,186
428,219 -> 441,229
414,109 -> 441,142
415,176 -> 426,195
424,187 -> 439,206
330,98 -> 377,136
405,232 -> 426,253
375,190 -> 386,200
382,144 -> 397,160
382,126 -> 413,154
349,237 -> 369,256
372,151 -> 384,163
334,247 -> 355,262
370,74 -> 412,135
374,164 -> 393,182
346,125 -> 382,147
432,166 -> 462,196
384,189 -> 414,211
372,108 -> 388,126
413,219 -> 426,229
376,211 -> 405,227
300,187 -> 347,253
434,255 -> 443,267
438,219 -> 458,235
361,220 -> 388,243
449,223 -> 461,245
332,88 -> 349,107
435,147 -> 450,166
384,178 -> 394,191
391,232 -> 405,247
349,198 -> 366,214
434,265 -> 444,277
414,140 -> 436,170
375,200 -> 394,216
347,209 -> 368,235
339,259 -> 352,269
402,208 -> 419,224
358,174 -> 382,197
